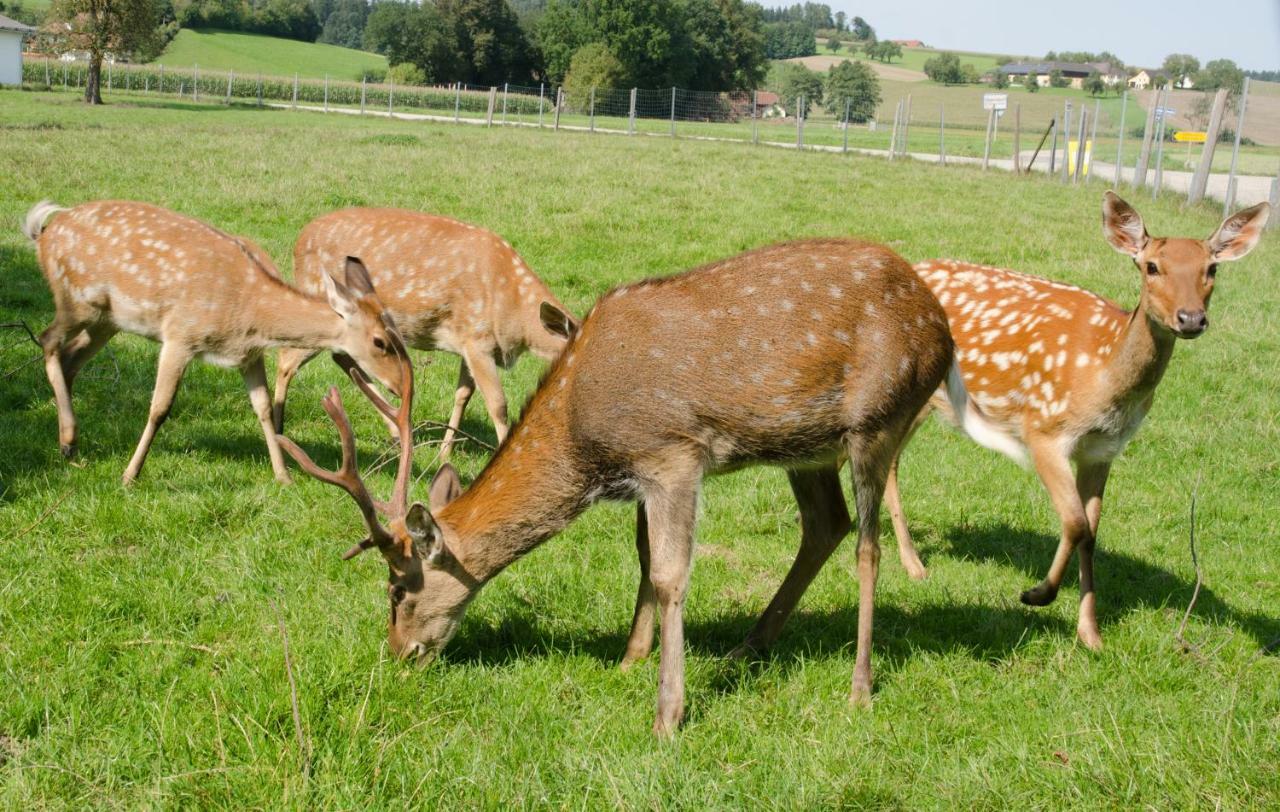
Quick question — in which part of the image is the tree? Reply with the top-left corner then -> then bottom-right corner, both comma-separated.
1196,58 -> 1244,95
1162,53 -> 1199,87
832,10 -> 843,31
763,20 -> 815,59
824,59 -> 879,122
960,63 -> 980,84
563,41 -> 622,108
1048,68 -> 1068,88
437,0 -> 535,86
1084,71 -> 1106,96
868,40 -> 900,62
826,36 -> 839,52
992,71 -> 1008,89
922,51 -> 963,84
1024,72 -> 1039,92
678,0 -> 767,91
50,0 -> 160,104
775,61 -> 822,111
363,1 -> 462,83
317,0 -> 368,49
849,14 -> 872,41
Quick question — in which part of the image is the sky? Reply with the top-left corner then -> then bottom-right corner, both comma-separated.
831,0 -> 1280,71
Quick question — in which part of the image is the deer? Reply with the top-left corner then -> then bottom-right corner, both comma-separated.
272,207 -> 578,458
278,238 -> 1019,734
22,199 -> 406,485
862,192 -> 1269,652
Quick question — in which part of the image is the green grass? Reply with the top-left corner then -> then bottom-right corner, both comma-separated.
155,28 -> 386,81
2,89 -> 1279,808
815,45 -> 1003,76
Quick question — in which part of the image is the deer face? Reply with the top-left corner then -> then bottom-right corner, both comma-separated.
324,257 -> 406,396
1102,192 -> 1270,339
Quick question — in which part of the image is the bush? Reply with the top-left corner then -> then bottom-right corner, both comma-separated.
775,62 -> 823,111
923,52 -> 963,84
992,72 -> 1008,89
357,66 -> 387,83
563,42 -> 623,111
826,37 -> 840,53
387,63 -> 427,86
1048,69 -> 1069,88
824,59 -> 879,122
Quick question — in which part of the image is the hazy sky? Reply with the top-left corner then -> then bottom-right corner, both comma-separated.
831,0 -> 1280,71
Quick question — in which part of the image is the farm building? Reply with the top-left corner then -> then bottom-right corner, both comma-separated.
0,13 -> 34,86
1128,69 -> 1193,90
999,60 -> 1123,89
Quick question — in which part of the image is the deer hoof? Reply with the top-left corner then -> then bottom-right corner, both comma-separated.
849,683 -> 873,709
1077,623 -> 1103,651
1020,582 -> 1059,607
60,442 -> 77,460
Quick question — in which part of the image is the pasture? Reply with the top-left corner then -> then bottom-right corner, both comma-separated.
155,29 -> 387,81
1,90 -> 1278,808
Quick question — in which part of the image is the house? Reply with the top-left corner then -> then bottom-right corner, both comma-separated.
1128,69 -> 1193,90
0,13 -> 35,86
999,60 -> 1117,89
891,40 -> 925,48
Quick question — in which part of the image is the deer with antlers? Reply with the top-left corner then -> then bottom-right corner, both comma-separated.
866,193 -> 1269,651
272,208 -> 578,457
22,200 -> 405,484
278,238 -> 1018,734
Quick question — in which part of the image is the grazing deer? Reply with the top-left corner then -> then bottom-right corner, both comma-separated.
279,239 -> 1015,734
272,208 -> 578,457
23,199 -> 405,484
876,192 -> 1269,650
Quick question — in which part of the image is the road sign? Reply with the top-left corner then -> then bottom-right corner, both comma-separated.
1173,130 -> 1207,143
1155,107 -> 1176,118
983,93 -> 1008,111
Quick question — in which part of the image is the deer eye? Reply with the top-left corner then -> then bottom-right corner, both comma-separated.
1145,262 -> 1159,276
373,336 -> 389,353
1206,263 -> 1218,279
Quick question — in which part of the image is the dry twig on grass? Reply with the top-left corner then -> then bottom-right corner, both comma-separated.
6,489 -> 72,543
1174,473 -> 1205,654
269,595 -> 311,778
118,638 -> 219,655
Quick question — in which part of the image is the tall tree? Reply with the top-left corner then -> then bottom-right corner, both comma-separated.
363,1 -> 462,82
438,0 -> 535,85
1162,53 -> 1199,87
678,0 -> 766,90
51,0 -> 160,104
824,58 -> 879,121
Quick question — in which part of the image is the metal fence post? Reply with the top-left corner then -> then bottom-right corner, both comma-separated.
1134,90 -> 1158,189
751,90 -> 759,144
157,64 -> 163,94
842,98 -> 850,153
670,87 -> 676,137
486,86 -> 497,126
981,107 -> 995,170
553,87 -> 562,130
324,74 -> 329,112
1011,103 -> 1020,172
291,73 -> 298,108
538,83 -> 545,127
455,83 -> 462,122
226,69 -> 233,103
1073,108 -> 1088,183
502,82 -> 509,124
44,59 -> 49,87
589,86 -> 596,132
193,64 -> 199,102
796,95 -> 804,148
1223,77 -> 1250,215
1113,90 -> 1128,187
107,60 -> 112,91
1153,91 -> 1170,197
888,99 -> 901,160
1188,87 -> 1228,205
628,88 -> 637,135
1060,101 -> 1072,182
939,106 -> 946,165
359,77 -> 365,114
1085,100 -> 1100,182
256,73 -> 262,108
900,94 -> 911,156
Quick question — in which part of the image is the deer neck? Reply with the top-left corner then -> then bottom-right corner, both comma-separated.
248,281 -> 346,350
435,401 -> 590,583
1097,294 -> 1177,408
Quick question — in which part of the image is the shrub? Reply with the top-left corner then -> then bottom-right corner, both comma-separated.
387,62 -> 426,86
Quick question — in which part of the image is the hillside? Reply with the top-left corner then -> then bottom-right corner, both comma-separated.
154,29 -> 386,81
795,44 -> 1004,81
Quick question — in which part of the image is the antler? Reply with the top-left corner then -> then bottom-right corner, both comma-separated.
277,329 -> 416,560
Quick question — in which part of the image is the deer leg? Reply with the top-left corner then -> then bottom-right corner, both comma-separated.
620,500 -> 657,670
846,429 -> 897,707
271,347 -> 320,433
884,406 -> 930,579
644,473 -> 700,736
243,356 -> 292,485
1073,461 -> 1111,650
122,342 -> 192,485
61,324 -> 116,387
439,359 -> 476,460
462,346 -> 509,447
729,465 -> 850,658
39,318 -> 82,459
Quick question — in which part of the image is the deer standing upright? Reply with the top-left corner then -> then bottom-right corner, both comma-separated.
273,208 -> 578,456
876,193 -> 1269,650
279,238 -> 1015,734
23,200 -> 405,484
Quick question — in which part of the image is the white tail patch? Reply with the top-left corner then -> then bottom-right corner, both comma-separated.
942,360 -> 1029,466
22,200 -> 69,242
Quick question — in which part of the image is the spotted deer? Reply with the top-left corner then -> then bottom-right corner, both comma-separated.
873,192 -> 1269,650
272,208 -> 578,457
279,238 -> 1016,734
22,200 -> 405,484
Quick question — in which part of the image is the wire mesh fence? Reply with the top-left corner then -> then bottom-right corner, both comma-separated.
21,57 -> 1278,210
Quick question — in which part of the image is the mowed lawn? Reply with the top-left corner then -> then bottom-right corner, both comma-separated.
155,29 -> 386,81
1,91 -> 1278,808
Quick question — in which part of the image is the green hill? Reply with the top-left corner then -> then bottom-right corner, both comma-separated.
155,29 -> 386,81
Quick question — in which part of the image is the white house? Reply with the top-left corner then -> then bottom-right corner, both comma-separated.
0,14 -> 34,86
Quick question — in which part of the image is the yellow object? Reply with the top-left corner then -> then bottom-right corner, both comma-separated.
1066,140 -> 1093,177
1173,131 -> 1207,143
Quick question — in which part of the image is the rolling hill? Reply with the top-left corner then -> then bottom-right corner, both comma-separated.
154,29 -> 386,81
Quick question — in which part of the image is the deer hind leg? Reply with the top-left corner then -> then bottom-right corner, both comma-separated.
620,500 -> 657,670
462,345 -> 509,447
271,347 -> 320,433
243,356 -> 292,485
439,358 -> 476,460
39,317 -> 85,459
846,428 -> 901,708
643,470 -> 701,736
729,464 -> 850,658
884,406 -> 931,580
61,324 -> 116,388
122,342 -> 193,485
1073,460 -> 1111,650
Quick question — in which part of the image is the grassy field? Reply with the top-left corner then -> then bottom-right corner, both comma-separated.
1,89 -> 1279,808
814,44 -> 1004,77
155,29 -> 386,81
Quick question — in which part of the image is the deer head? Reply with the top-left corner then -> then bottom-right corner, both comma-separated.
324,257 -> 407,396
275,328 -> 473,660
1102,191 -> 1270,339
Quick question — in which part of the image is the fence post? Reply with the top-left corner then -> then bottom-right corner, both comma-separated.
1268,174 -> 1279,229
157,64 -> 162,94
324,74 -> 329,112
1223,77 -> 1250,215
107,60 -> 112,91
1073,108 -> 1088,183
193,64 -> 199,102
1059,101 -> 1072,182
538,83 -> 545,128
554,88 -> 562,130
1188,88 -> 1229,205
502,83 -> 509,125
939,106 -> 946,165
387,78 -> 395,115
670,87 -> 676,137
1011,103 -> 1020,172
900,94 -> 911,157
360,77 -> 366,114
292,73 -> 298,108
1153,90 -> 1170,197
62,61 -> 67,90
796,95 -> 804,148
981,107 -> 995,170
226,69 -> 233,104
1134,90 -> 1158,189
842,98 -> 850,153
1113,90 -> 1128,187
454,83 -> 462,122
628,88 -> 637,135
1047,116 -> 1057,175
44,59 -> 49,87
751,90 -> 759,144
1084,100 -> 1100,182
256,73 -> 262,108
589,86 -> 596,132
486,86 -> 497,126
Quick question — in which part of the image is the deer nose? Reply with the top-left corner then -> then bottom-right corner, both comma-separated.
1175,309 -> 1207,336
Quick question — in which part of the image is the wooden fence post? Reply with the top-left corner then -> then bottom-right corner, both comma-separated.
554,87 -> 562,130
538,83 -> 545,127
900,94 -> 911,157
1060,101 -> 1072,182
1152,90 -> 1171,197
1188,88 -> 1229,205
455,83 -> 462,123
938,106 -> 946,165
1011,103 -> 1020,172
1084,100 -> 1100,181
1134,90 -> 1158,189
486,86 -> 497,126
1223,77 -> 1250,215
292,73 -> 298,108
502,82 -> 509,124
982,107 -> 995,170
669,87 -> 676,137
324,74 -> 329,112
1113,90 -> 1128,187
628,88 -> 637,135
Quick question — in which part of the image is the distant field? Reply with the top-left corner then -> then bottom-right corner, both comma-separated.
812,44 -> 1004,77
155,28 -> 386,81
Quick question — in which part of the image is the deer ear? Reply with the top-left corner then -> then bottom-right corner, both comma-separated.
1102,191 -> 1149,257
1208,203 -> 1270,261
539,302 -> 577,340
429,464 -> 462,511
405,502 -> 446,564
322,271 -> 359,320
344,256 -> 378,297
